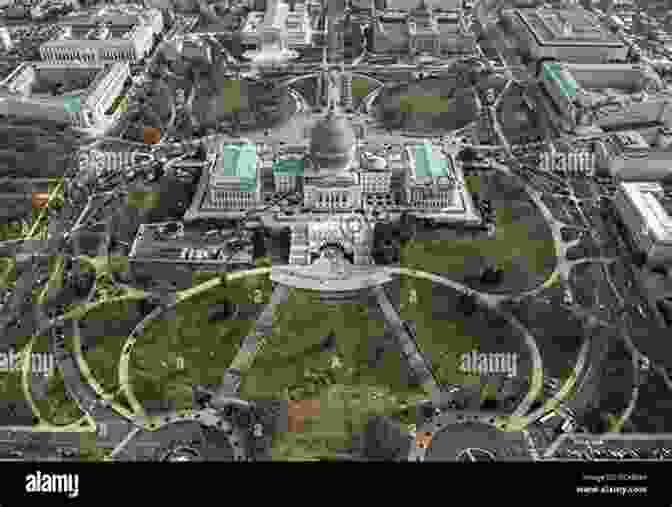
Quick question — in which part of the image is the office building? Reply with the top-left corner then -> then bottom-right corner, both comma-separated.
594,130 -> 672,180
0,26 -> 12,52
208,142 -> 261,210
510,7 -> 628,62
0,61 -> 129,131
540,61 -> 672,132
372,1 -> 475,56
615,181 -> 672,266
39,5 -> 163,64
239,0 -> 312,50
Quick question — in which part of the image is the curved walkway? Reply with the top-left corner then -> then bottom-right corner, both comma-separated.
385,267 -> 543,425
118,268 -> 272,416
116,264 -> 546,430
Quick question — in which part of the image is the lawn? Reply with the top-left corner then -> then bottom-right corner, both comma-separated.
0,220 -> 26,242
241,288 -> 430,460
69,266 -> 536,459
0,372 -> 26,410
220,79 -> 243,114
402,206 -> 554,283
80,273 -> 488,458
240,281 -> 522,458
376,78 -> 477,132
120,274 -> 272,411
126,189 -> 161,211
28,332 -> 83,426
398,94 -> 452,114
464,174 -> 482,195
77,299 -> 144,398
351,78 -> 372,100
402,174 -> 555,292
0,257 -> 16,290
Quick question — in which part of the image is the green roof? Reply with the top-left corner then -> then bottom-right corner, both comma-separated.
273,158 -> 304,176
63,96 -> 81,113
542,62 -> 579,99
413,141 -> 450,179
216,143 -> 258,184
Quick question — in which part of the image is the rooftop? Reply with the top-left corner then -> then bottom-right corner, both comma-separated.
559,63 -> 664,94
410,142 -> 453,182
621,181 -> 672,243
517,8 -> 624,46
263,0 -> 290,32
542,62 -> 579,99
612,131 -> 650,151
0,62 -> 104,109
273,157 -> 305,176
212,143 -> 258,188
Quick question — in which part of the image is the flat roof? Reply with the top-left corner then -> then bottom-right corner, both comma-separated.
620,181 -> 672,243
212,143 -> 258,187
516,8 -> 624,47
542,62 -> 579,99
273,157 -> 304,176
410,142 -> 452,181
263,0 -> 290,31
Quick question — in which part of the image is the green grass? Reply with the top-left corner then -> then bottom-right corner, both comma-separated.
78,433 -> 110,461
31,333 -> 83,426
126,190 -> 160,211
240,289 -> 424,400
0,257 -> 16,290
465,174 -> 481,195
66,267 -> 527,459
0,220 -> 25,242
79,299 -> 140,396
351,79 -> 372,99
270,383 -> 417,461
0,371 -> 25,406
402,202 -> 554,280
398,278 -> 483,389
127,275 -> 272,410
399,94 -> 452,114
221,79 -> 242,113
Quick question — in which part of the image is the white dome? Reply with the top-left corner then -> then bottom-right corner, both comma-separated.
367,155 -> 387,170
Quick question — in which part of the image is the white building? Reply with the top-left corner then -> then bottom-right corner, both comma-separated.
284,2 -> 312,47
0,61 -> 130,131
39,6 -> 163,64
511,7 -> 628,62
593,131 -> 672,180
0,26 -> 12,52
615,181 -> 672,266
540,61 -> 672,132
373,3 -> 475,56
208,142 -> 261,210
405,141 -> 459,211
360,155 -> 392,195
240,0 -> 312,49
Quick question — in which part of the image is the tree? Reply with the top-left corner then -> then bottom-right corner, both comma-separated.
147,79 -> 174,124
457,293 -> 477,315
457,146 -> 479,164
631,251 -> 647,268
479,264 -> 503,285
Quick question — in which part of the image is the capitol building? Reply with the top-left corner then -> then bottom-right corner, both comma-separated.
185,110 -> 481,266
